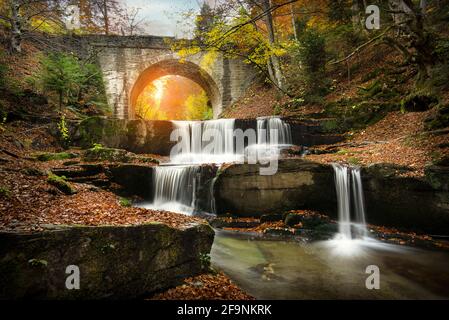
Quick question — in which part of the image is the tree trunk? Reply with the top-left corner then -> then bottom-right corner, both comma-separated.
10,0 -> 22,53
102,0 -> 109,35
290,3 -> 298,41
261,0 -> 284,90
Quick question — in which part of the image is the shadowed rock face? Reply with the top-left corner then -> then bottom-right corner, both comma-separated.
213,159 -> 449,234
0,223 -> 214,299
72,117 -> 343,155
214,159 -> 337,216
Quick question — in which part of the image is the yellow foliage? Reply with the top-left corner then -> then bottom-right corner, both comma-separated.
184,91 -> 212,120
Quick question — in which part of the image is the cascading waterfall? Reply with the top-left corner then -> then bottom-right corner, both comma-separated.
144,165 -> 200,215
145,117 -> 292,215
249,116 -> 293,160
332,163 -> 368,239
170,119 -> 239,164
257,116 -> 292,145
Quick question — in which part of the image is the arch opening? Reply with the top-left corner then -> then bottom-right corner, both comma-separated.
130,59 -> 221,120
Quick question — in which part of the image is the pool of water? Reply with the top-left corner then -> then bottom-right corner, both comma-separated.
211,230 -> 449,299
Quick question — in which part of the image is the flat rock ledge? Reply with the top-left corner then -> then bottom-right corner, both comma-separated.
0,222 -> 214,299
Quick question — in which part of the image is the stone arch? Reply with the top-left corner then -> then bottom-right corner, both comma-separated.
129,58 -> 221,119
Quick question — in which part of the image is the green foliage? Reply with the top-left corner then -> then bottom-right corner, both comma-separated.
29,52 -> 105,110
92,143 -> 103,151
199,252 -> 211,271
119,197 -> 132,207
57,115 -> 70,148
285,27 -> 329,100
174,9 -> 284,76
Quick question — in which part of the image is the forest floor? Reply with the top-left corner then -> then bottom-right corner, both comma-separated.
304,111 -> 449,177
149,272 -> 254,300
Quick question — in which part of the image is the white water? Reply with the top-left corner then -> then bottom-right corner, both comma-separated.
257,116 -> 292,145
332,163 -> 368,239
143,118 -> 292,215
141,165 -> 199,215
170,119 -> 241,164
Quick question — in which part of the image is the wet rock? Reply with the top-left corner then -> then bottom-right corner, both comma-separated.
284,212 -> 329,228
214,158 -> 449,234
0,222 -> 214,299
263,228 -> 294,236
72,117 -> 176,155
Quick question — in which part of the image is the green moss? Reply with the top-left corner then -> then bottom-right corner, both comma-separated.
83,146 -> 130,162
47,173 -> 76,195
35,152 -> 78,162
358,80 -> 383,97
347,157 -> 360,165
0,186 -> 11,198
119,197 -> 132,207
400,93 -> 439,113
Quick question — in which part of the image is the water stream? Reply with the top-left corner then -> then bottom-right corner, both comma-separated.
134,117 -> 449,299
211,230 -> 449,299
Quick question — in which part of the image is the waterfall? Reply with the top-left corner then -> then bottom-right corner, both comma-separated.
170,119 -> 239,164
257,116 -> 292,145
332,163 -> 368,239
147,117 -> 293,215
147,165 -> 200,215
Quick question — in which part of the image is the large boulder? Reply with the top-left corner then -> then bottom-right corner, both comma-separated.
0,222 -> 214,299
214,159 -> 336,216
362,164 -> 449,234
108,164 -> 154,198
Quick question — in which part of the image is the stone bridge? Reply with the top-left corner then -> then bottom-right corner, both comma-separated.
83,35 -> 257,119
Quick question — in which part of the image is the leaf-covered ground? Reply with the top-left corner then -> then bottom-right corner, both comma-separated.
149,272 -> 254,300
305,111 -> 449,176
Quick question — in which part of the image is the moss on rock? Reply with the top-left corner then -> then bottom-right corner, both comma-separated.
47,173 -> 76,195
35,152 -> 78,162
82,146 -> 131,163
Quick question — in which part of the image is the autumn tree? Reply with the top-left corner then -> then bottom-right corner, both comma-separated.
0,0 -> 70,52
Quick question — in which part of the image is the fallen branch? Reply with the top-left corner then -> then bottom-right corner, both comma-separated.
1,148 -> 21,159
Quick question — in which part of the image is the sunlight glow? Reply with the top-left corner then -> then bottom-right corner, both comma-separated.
152,78 -> 165,104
